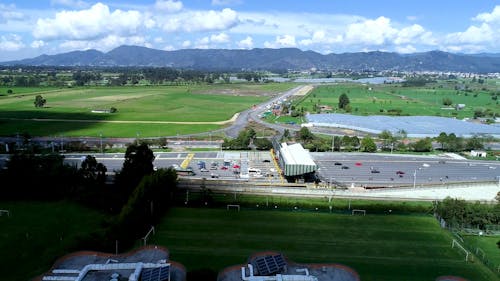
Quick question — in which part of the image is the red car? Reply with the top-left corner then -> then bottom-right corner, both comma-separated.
221,166 -> 228,170
233,164 -> 240,169
355,162 -> 362,166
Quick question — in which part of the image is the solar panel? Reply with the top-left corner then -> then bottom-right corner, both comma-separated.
140,266 -> 170,281
252,254 -> 286,276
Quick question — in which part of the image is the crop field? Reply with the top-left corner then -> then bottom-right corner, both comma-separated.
0,83 -> 294,137
155,207 -> 497,281
285,82 -> 499,122
0,201 -> 106,281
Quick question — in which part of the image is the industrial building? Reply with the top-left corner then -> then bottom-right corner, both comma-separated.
274,141 -> 318,182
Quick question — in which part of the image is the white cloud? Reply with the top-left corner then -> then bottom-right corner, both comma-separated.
155,0 -> 183,13
160,8 -> 239,32
446,23 -> 494,44
33,3 -> 145,41
473,5 -> 500,23
406,15 -> 418,21
50,0 -> 90,9
443,6 -> 500,50
264,34 -> 296,48
394,24 -> 425,45
163,45 -> 175,51
211,0 -> 243,6
59,35 -> 150,51
30,40 -> 45,49
154,37 -> 164,43
0,4 -> 24,23
395,44 -> 416,54
237,36 -> 253,49
210,32 -> 229,43
181,40 -> 191,47
0,34 -> 25,51
344,16 -> 397,45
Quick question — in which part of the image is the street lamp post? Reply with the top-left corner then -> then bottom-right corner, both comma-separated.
99,133 -> 103,154
413,169 -> 417,189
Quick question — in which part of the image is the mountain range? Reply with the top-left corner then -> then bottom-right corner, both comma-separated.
2,45 -> 500,73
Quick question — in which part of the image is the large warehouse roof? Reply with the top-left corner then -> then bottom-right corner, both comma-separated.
306,113 -> 500,138
279,143 -> 317,176
281,143 -> 316,166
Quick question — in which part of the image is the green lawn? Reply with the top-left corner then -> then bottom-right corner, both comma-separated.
0,201 -> 106,281
0,83 -> 294,137
155,207 -> 497,281
463,235 -> 500,269
288,83 -> 499,121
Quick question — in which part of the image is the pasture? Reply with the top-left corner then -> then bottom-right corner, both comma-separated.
155,207 -> 497,281
0,201 -> 106,281
292,82 -> 498,120
0,83 -> 294,137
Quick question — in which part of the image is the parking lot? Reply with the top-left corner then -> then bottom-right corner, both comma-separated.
312,152 -> 500,187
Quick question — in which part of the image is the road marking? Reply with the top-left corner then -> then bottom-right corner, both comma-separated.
180,153 -> 195,169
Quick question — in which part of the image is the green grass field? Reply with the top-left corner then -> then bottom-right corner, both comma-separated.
274,82 -> 499,124
0,201 -> 106,281
463,235 -> 500,269
0,83 -> 294,137
155,207 -> 498,281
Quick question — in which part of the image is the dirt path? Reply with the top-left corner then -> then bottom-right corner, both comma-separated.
0,113 -> 239,125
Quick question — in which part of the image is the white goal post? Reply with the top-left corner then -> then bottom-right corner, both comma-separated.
227,204 -> 240,211
142,226 -> 155,246
0,210 -> 10,217
351,209 -> 366,216
452,239 -> 470,262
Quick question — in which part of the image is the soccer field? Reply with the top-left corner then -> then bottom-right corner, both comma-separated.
155,208 -> 498,281
0,201 -> 106,281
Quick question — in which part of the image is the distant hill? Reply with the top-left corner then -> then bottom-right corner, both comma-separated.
2,45 -> 500,73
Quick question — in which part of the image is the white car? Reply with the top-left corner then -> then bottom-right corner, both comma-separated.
422,163 -> 430,167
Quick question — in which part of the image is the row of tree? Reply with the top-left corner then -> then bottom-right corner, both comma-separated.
436,197 -> 500,229
0,67 -> 267,87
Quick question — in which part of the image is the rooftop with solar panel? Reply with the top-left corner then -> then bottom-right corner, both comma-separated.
35,246 -> 185,281
217,252 -> 359,281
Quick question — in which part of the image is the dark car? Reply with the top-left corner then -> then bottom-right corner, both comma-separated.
371,169 -> 380,173
262,159 -> 271,163
396,171 -> 405,175
341,166 -> 349,169
334,162 -> 342,166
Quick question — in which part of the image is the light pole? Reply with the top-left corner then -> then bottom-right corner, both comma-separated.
99,132 -> 103,154
413,169 -> 417,189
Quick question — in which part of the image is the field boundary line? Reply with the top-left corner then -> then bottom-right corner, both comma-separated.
0,114 -> 239,125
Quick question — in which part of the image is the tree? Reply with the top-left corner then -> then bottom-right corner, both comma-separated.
465,136 -> 484,151
378,130 -> 394,151
360,136 -> 376,152
34,95 -> 46,107
435,132 -> 448,150
442,97 -> 453,106
411,138 -> 433,152
297,127 -> 314,143
253,138 -> 272,150
338,93 -> 350,110
115,142 -> 155,202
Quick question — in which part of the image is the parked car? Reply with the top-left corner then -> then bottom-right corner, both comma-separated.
262,159 -> 271,163
200,168 -> 209,172
371,169 -> 380,173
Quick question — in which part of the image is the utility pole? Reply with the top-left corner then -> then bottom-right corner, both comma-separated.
331,136 -> 335,152
99,132 -> 103,154
413,169 -> 417,189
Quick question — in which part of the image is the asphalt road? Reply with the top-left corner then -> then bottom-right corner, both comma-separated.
312,152 -> 500,187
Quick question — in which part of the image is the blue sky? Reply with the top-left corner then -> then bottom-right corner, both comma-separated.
0,0 -> 499,61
